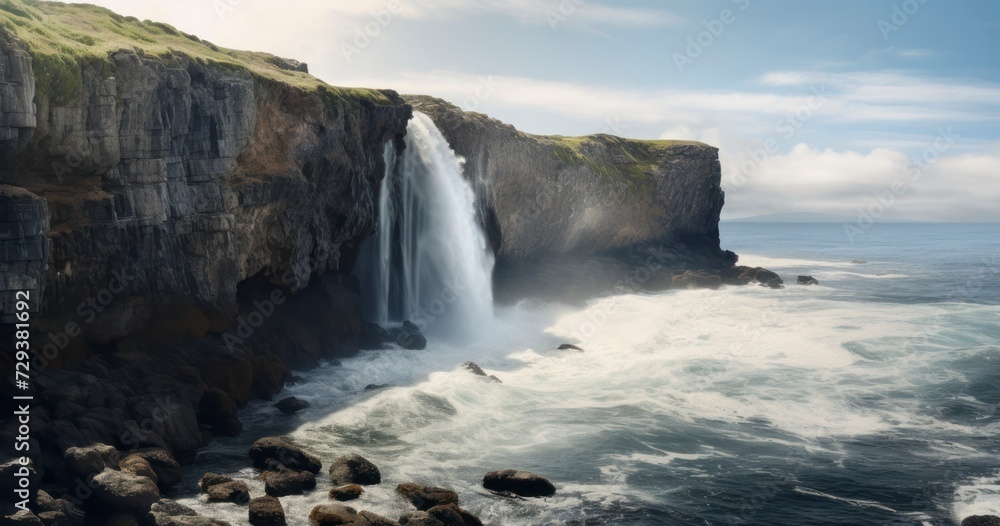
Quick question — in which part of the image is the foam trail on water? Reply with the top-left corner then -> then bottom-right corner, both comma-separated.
358,112 -> 494,339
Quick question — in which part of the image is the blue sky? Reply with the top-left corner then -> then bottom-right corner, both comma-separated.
69,0 -> 1000,221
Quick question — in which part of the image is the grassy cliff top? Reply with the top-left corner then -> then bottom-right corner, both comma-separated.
0,0 -> 390,104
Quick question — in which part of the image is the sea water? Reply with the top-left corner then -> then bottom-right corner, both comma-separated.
178,222 -> 999,525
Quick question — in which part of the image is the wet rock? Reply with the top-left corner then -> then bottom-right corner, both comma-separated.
395,322 -> 427,351
261,468 -> 316,497
360,321 -> 391,350
0,458 -> 40,506
396,483 -> 459,511
206,481 -> 251,505
249,437 -> 322,473
556,344 -> 584,351
723,266 -> 784,288
328,454 -> 381,486
90,467 -> 160,514
797,275 -> 819,285
671,270 -> 722,290
150,499 -> 199,517
482,469 -> 555,497
308,504 -> 357,525
63,444 -> 119,477
199,387 -> 243,437
427,504 -> 482,526
460,362 -> 501,383
962,517 -> 1000,526
398,511 -> 443,526
1,509 -> 44,526
248,496 -> 286,526
199,473 -> 234,492
154,516 -> 233,526
328,484 -> 364,501
273,396 -> 310,414
364,384 -> 390,391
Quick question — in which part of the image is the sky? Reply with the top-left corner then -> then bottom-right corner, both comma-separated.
67,0 -> 1000,221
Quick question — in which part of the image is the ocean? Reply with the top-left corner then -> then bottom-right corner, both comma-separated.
178,222 -> 1000,525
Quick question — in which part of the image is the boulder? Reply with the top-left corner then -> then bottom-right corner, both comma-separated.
154,516 -> 234,526
308,504 -> 357,525
328,484 -> 364,501
556,344 -> 584,351
249,437 -> 322,473
671,270 -> 722,290
396,483 -> 459,511
360,321 -> 391,350
427,504 -> 482,526
460,362 -> 501,383
328,454 -> 381,486
482,469 -> 555,497
1,509 -> 44,526
0,458 -> 40,507
199,387 -> 243,437
206,481 -> 251,505
90,468 -> 160,514
273,397 -> 310,414
118,455 -> 158,486
151,499 -> 199,517
261,468 -> 316,497
962,517 -> 1000,526
131,449 -> 183,490
64,444 -> 119,476
354,511 -> 400,525
395,322 -> 427,351
199,472 -> 234,492
248,496 -> 286,526
364,384 -> 391,391
398,511 -> 443,526
797,275 -> 819,285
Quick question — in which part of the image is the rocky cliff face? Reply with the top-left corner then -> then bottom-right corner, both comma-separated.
405,95 -> 729,261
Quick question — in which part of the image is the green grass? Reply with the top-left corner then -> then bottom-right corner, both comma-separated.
0,0 -> 391,106
527,133 -> 706,189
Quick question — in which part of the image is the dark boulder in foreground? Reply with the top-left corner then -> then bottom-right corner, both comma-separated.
329,454 -> 382,485
396,483 -> 459,511
200,473 -> 234,492
274,396 -> 310,414
249,437 -> 322,473
329,484 -> 364,501
557,344 -> 584,351
249,496 -> 286,526
962,517 -> 1000,526
393,321 -> 427,350
482,469 -> 556,497
361,321 -> 392,350
797,275 -> 819,285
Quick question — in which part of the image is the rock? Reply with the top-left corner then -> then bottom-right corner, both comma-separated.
1,509 -> 44,526
249,437 -> 322,473
482,469 -> 556,497
199,387 -> 243,436
199,472 -> 234,492
273,396 -> 310,414
459,362 -> 500,383
328,484 -> 364,501
206,481 -> 251,505
308,504 -> 357,525
151,499 -> 199,517
90,467 -> 160,514
328,454 -> 382,486
119,455 -> 158,486
131,449 -> 183,490
962,517 -> 1000,526
0,458 -> 40,507
396,483 -> 459,511
63,444 -> 119,476
671,270 -> 722,290
248,496 -> 286,526
426,504 -> 482,526
360,321 -> 391,350
395,322 -> 427,350
797,275 -> 819,285
36,510 -> 74,526
261,469 -> 316,496
722,266 -> 784,288
154,516 -> 234,526
556,344 -> 584,351
364,384 -> 390,391
398,511 -> 444,526
354,511 -> 400,525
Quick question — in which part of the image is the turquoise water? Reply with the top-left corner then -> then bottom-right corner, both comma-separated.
181,222 -> 1000,525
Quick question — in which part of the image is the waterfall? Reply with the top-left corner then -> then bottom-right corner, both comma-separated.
358,112 -> 494,340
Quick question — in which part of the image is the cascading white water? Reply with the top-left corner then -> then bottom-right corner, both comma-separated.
360,112 -> 494,339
